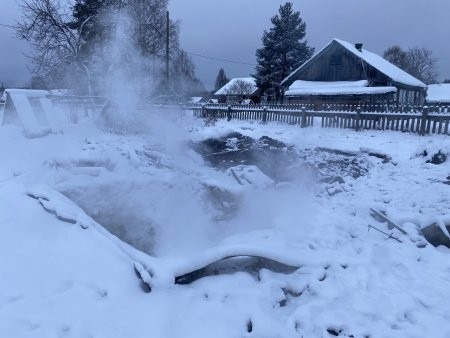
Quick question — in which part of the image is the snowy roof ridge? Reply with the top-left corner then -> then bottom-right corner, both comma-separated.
281,38 -> 426,88
333,38 -> 426,88
214,77 -> 257,96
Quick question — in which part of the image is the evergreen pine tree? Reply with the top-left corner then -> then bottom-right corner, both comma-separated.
214,68 -> 229,91
72,0 -> 123,56
254,2 -> 314,100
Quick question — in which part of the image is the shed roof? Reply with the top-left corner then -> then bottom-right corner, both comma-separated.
427,84 -> 450,103
281,38 -> 426,89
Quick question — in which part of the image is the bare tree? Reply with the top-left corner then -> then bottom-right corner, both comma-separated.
383,46 -> 407,69
224,80 -> 256,101
170,50 -> 203,95
405,47 -> 438,84
383,45 -> 439,84
17,0 -> 93,93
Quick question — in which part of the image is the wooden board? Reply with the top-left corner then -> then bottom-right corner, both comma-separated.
369,208 -> 407,234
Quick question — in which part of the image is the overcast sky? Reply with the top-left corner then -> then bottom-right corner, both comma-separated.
1,0 -> 449,89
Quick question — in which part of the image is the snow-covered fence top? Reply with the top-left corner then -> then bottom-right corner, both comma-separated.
191,103 -> 450,136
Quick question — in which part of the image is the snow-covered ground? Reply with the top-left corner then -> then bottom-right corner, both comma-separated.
1,109 -> 450,338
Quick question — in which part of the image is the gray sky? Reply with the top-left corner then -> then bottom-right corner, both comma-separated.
1,0 -> 449,89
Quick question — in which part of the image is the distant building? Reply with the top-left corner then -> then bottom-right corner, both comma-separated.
188,96 -> 206,104
214,77 -> 259,103
426,83 -> 450,106
281,38 -> 426,105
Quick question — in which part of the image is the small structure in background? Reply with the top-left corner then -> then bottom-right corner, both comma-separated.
281,38 -> 426,105
2,89 -> 62,138
188,96 -> 206,104
214,77 -> 259,103
426,83 -> 450,106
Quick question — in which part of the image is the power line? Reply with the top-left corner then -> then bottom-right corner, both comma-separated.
1,21 -> 257,67
0,23 -> 16,29
185,51 -> 257,66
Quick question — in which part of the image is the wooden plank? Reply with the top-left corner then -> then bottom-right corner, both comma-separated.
369,208 -> 407,234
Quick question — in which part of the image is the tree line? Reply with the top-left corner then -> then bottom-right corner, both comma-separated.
17,0 -> 203,97
17,1 -> 443,100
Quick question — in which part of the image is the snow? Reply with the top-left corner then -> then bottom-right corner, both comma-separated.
189,96 -> 204,103
285,79 -> 396,96
282,38 -> 426,88
214,77 -> 257,95
1,109 -> 450,337
427,83 -> 450,103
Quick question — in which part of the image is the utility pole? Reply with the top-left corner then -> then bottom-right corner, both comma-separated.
165,10 -> 170,91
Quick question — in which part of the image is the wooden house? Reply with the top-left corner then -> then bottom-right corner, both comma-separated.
214,77 -> 259,103
281,39 -> 426,105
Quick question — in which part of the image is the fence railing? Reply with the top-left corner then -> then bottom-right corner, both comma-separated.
190,103 -> 450,135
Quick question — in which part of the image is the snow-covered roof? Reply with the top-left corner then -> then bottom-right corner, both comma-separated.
282,38 -> 426,89
334,39 -> 426,88
285,80 -> 396,96
214,77 -> 257,96
5,89 -> 49,97
427,84 -> 450,103
49,89 -> 70,96
189,96 -> 204,103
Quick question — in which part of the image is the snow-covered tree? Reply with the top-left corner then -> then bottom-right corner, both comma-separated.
254,2 -> 314,100
214,68 -> 229,91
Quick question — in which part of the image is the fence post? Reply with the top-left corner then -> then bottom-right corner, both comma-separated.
355,105 -> 361,131
262,106 -> 267,123
201,103 -> 206,118
420,106 -> 429,136
301,106 -> 307,128
227,105 -> 232,121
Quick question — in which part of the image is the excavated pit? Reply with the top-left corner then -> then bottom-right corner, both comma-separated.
193,132 -> 374,185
